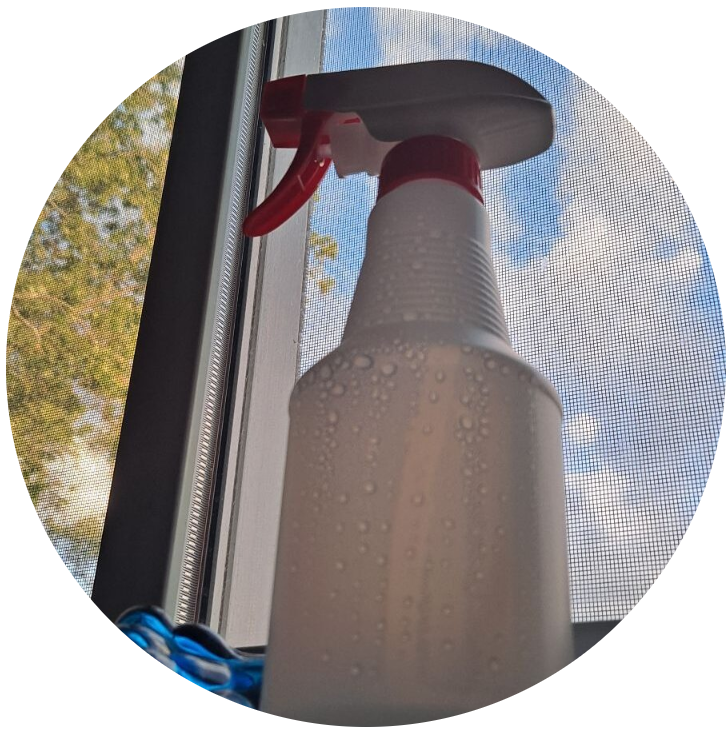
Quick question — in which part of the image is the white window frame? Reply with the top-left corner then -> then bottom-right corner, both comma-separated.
204,10 -> 327,647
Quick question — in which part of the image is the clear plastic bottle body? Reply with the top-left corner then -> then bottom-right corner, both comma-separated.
261,182 -> 573,725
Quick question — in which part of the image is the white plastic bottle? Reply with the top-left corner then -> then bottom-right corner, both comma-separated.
242,61 -> 574,725
259,138 -> 573,725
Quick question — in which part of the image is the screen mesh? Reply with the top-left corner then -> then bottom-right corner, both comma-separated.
299,9 -> 724,622
8,60 -> 184,593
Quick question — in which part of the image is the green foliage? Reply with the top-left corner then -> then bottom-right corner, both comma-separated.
6,58 -> 340,555
309,231 -> 339,296
6,61 -> 183,515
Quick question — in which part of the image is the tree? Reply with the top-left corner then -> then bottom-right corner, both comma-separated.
7,59 -> 340,559
7,61 -> 183,542
309,230 -> 338,296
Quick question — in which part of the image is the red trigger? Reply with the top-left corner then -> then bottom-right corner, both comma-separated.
243,111 -> 333,237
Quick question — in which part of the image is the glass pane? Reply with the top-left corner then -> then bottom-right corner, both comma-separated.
299,9 -> 724,622
7,60 -> 184,594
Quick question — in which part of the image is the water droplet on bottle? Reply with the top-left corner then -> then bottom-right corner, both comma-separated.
350,664 -> 362,677
442,604 -> 453,616
335,560 -> 346,571
358,543 -> 369,554
411,493 -> 425,506
321,651 -> 331,663
403,312 -> 418,322
331,383 -> 345,397
429,391 -> 439,403
435,370 -> 446,382
335,522 -> 345,533
496,526 -> 505,536
459,415 -> 474,430
501,365 -> 510,376
353,354 -> 373,369
351,632 -> 361,642
443,519 -> 455,530
488,657 -> 501,672
405,547 -> 416,559
380,362 -> 397,376
327,410 -> 339,425
461,345 -> 473,354
376,554 -> 388,567
357,520 -> 370,533
338,493 -> 349,504
486,359 -> 496,370
422,424 -> 433,435
380,521 -> 391,533
364,480 -> 377,495
443,640 -> 454,652
403,596 -> 414,609
289,564 -> 298,573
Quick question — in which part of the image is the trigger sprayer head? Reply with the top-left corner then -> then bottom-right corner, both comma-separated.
243,60 -> 554,237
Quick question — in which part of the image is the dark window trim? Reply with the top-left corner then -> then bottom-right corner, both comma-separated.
92,29 -> 261,623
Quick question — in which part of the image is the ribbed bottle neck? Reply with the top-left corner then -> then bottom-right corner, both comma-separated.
343,180 -> 511,345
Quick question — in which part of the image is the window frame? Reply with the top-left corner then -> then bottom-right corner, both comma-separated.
92,24 -> 270,624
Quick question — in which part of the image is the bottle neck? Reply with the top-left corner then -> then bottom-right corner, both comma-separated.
343,178 -> 511,345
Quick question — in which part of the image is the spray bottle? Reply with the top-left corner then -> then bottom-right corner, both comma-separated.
243,60 -> 573,726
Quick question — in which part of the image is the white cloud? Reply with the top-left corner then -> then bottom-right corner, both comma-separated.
36,440 -> 113,542
565,468 -> 685,619
497,79 -> 722,461
370,8 -> 499,66
566,413 -> 600,446
493,76 -> 722,618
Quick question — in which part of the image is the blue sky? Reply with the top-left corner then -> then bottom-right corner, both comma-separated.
300,7 -> 725,621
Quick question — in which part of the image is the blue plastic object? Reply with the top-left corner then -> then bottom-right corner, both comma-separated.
116,606 -> 265,708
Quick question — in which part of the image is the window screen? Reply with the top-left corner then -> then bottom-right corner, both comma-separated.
299,9 -> 724,622
7,60 -> 184,593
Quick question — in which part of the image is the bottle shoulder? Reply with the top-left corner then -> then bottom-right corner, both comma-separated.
294,324 -> 562,413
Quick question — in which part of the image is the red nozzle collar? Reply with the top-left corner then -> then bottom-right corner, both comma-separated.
378,136 -> 482,202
